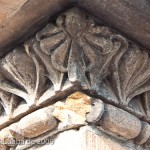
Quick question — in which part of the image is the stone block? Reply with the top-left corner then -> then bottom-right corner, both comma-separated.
10,106 -> 58,138
98,104 -> 141,139
86,99 -> 104,123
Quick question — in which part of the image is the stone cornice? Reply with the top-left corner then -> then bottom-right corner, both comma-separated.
0,0 -> 150,57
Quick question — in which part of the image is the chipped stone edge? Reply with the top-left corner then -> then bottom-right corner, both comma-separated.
0,98 -> 150,149
86,100 -> 150,148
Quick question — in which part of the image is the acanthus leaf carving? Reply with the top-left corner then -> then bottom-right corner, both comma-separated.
99,44 -> 150,119
113,45 -> 150,104
0,46 -> 46,107
0,7 -> 149,124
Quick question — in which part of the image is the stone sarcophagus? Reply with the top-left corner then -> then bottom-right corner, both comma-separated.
0,1 -> 150,150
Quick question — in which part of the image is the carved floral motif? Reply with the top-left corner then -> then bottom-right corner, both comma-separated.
35,8 -> 124,89
100,45 -> 150,119
0,8 -> 149,124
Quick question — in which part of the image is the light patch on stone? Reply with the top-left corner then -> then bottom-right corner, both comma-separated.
15,106 -> 57,138
35,130 -> 83,150
0,128 -> 14,143
53,92 -> 92,125
0,106 -> 58,140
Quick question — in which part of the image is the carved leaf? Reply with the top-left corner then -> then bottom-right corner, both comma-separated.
0,89 -> 18,117
33,42 -> 64,91
0,46 -> 46,106
107,45 -> 150,106
142,91 -> 150,118
86,33 -> 127,91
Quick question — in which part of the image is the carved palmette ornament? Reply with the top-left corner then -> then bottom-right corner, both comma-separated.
34,8 -> 126,89
0,8 -> 149,124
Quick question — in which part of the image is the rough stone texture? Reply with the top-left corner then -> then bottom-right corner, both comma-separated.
0,127 -> 14,143
0,3 -> 149,150
86,99 -> 104,123
28,127 -> 147,150
0,8 -> 150,129
53,92 -> 91,125
99,104 -> 141,139
1,7 -> 150,128
0,145 -> 8,150
78,0 -> 150,50
145,137 -> 150,148
0,0 -> 26,24
9,106 -> 57,138
0,0 -> 150,58
82,129 -> 133,150
0,0 -> 71,57
135,122 -> 150,144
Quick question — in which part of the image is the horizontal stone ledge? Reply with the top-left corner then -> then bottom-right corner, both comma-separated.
0,0 -> 150,58
0,0 -> 72,58
78,0 -> 150,50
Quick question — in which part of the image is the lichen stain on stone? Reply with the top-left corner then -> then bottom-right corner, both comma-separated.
53,92 -> 92,125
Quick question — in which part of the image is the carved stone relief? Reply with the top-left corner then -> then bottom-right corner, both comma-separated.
0,7 -> 150,149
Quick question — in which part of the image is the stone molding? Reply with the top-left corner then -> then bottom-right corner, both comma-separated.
0,7 -> 149,149
0,93 -> 149,149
